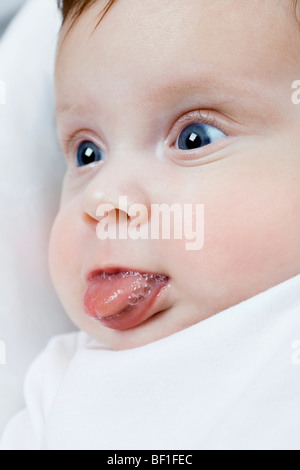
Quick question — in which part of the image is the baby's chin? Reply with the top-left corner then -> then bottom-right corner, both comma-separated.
75,302 -> 199,351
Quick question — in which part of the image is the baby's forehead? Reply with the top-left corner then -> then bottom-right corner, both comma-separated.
57,0 -> 299,71
56,0 -> 300,126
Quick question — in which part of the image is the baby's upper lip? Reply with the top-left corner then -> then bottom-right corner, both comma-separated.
85,266 -> 168,282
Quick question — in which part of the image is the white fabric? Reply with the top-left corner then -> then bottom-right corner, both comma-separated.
0,0 -> 75,437
1,274 -> 300,451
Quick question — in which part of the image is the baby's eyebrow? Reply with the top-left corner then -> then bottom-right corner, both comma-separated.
53,104 -> 84,139
56,103 -> 83,115
55,71 -> 273,128
56,81 -> 236,119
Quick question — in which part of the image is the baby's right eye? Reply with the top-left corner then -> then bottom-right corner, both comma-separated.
75,141 -> 105,167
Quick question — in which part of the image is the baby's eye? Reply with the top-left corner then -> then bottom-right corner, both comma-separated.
176,122 -> 226,150
75,141 -> 105,167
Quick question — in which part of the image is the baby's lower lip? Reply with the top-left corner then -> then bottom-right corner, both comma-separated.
83,271 -> 170,330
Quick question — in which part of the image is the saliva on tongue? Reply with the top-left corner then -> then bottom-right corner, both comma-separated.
83,271 -> 169,321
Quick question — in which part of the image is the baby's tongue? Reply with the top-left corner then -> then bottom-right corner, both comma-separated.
83,271 -> 168,320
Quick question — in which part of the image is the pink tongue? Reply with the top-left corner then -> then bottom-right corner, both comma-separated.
83,272 -> 168,319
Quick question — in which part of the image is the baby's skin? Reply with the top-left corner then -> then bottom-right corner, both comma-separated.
50,0 -> 300,350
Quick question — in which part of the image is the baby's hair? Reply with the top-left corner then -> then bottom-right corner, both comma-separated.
57,0 -> 116,28
58,0 -> 300,30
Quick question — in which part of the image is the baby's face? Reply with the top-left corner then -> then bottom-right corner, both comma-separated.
51,0 -> 300,350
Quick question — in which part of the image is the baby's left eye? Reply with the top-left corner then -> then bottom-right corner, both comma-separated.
176,123 -> 227,150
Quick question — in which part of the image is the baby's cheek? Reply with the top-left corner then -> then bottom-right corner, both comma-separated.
200,176 -> 300,300
48,209 -> 82,293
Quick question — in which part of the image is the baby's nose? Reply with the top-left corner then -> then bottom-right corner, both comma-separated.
82,172 -> 151,227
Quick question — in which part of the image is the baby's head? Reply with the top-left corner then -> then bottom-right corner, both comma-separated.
50,0 -> 300,350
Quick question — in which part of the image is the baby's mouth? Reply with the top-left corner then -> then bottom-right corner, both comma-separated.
83,270 -> 170,330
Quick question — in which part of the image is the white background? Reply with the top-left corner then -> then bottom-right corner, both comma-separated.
0,0 -> 25,35
0,0 -> 74,438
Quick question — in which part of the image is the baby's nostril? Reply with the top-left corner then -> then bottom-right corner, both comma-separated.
82,212 -> 98,226
82,209 -> 131,228
115,209 -> 131,223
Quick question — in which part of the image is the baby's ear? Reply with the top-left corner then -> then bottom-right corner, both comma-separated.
0,0 -> 75,437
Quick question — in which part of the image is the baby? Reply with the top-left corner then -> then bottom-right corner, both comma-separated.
1,0 -> 300,450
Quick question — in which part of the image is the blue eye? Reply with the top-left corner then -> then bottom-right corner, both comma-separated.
176,123 -> 226,150
76,141 -> 105,167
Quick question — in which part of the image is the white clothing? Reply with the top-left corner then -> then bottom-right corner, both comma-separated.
1,275 -> 300,450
